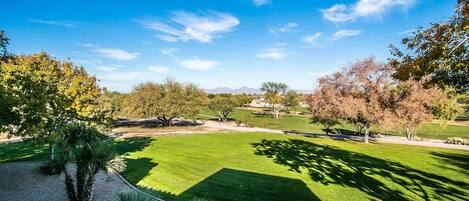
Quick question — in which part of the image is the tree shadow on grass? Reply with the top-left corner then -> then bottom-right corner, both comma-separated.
430,152 -> 469,176
110,137 -> 154,156
136,168 -> 319,201
252,139 -> 469,201
0,141 -> 48,163
121,157 -> 158,184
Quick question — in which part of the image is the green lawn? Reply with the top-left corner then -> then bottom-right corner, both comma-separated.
1,133 -> 468,201
200,107 -> 469,140
113,132 -> 469,201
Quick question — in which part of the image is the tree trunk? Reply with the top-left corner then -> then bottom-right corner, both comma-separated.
274,107 -> 280,119
364,128 -> 370,143
82,171 -> 96,201
64,171 -> 78,201
76,163 -> 87,201
405,126 -> 414,141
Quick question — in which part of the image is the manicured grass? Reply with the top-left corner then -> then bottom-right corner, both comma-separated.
200,107 -> 469,140
0,141 -> 48,163
115,132 -> 469,201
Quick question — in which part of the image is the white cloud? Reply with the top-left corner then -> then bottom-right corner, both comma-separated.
139,11 -> 240,43
94,48 -> 139,61
95,64 -> 124,73
321,0 -> 414,22
80,44 -> 139,61
332,29 -> 361,40
397,29 -> 415,35
29,19 -> 79,28
96,66 -> 118,73
148,66 -> 170,73
252,0 -> 272,6
100,71 -> 144,81
256,48 -> 286,60
178,58 -> 219,71
301,33 -> 322,44
269,22 -> 298,33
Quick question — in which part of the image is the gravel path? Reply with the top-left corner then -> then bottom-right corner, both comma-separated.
0,161 -> 132,201
203,120 -> 469,150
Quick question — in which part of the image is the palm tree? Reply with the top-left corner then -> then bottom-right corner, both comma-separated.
260,82 -> 288,119
54,123 -> 125,201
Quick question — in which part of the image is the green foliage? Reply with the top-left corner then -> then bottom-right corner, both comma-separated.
123,79 -> 207,126
388,0 -> 468,92
0,52 -> 107,142
54,123 -> 124,201
100,89 -> 127,120
261,82 -> 288,119
234,94 -> 254,107
431,88 -> 464,122
207,96 -> 238,122
283,90 -> 300,112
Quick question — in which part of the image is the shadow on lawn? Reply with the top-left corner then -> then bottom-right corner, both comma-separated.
137,168 -> 319,201
111,137 -> 154,156
252,139 -> 469,201
431,152 -> 469,176
0,141 -> 48,163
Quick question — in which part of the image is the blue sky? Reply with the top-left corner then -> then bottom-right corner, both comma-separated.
0,0 -> 456,92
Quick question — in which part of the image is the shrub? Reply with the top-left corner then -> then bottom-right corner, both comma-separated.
445,137 -> 469,145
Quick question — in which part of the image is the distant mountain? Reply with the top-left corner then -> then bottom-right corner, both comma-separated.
205,87 -> 313,94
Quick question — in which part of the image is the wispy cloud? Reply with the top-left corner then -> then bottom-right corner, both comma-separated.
301,33 -> 322,45
138,11 -> 240,43
397,28 -> 415,35
29,19 -> 80,28
269,22 -> 298,33
256,48 -> 287,60
148,66 -> 170,73
321,0 -> 414,22
96,66 -> 118,73
95,64 -> 124,73
81,44 -> 139,61
178,58 -> 219,71
252,0 -> 272,6
332,29 -> 361,40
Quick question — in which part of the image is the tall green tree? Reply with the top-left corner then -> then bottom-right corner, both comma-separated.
123,79 -> 207,126
388,0 -> 468,93
0,53 -> 107,154
208,96 -> 238,122
99,89 -> 126,120
283,90 -> 300,113
260,82 -> 288,119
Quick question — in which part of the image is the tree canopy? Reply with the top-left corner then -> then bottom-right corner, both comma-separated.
208,96 -> 238,122
388,0 -> 468,93
123,79 -> 207,126
261,82 -> 288,119
0,52 -> 105,142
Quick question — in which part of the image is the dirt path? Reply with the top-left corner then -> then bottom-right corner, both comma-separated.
0,161 -> 132,201
202,120 -> 469,151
